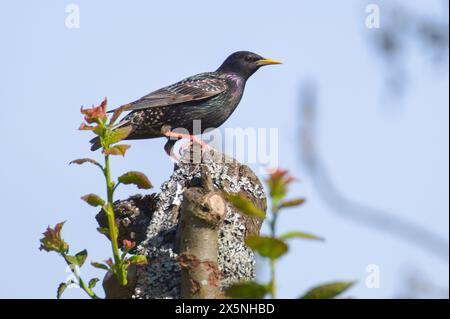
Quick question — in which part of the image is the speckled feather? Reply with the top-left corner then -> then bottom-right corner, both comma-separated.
90,51 -> 275,151
118,72 -> 245,140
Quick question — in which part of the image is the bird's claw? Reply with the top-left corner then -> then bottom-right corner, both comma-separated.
179,139 -> 213,158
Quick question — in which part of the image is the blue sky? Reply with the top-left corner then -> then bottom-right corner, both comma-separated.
0,0 -> 448,298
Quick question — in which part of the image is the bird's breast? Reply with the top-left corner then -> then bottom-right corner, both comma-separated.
200,84 -> 244,128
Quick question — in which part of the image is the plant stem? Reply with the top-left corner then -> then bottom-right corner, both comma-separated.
62,253 -> 99,299
104,154 -> 126,286
269,212 -> 278,299
270,258 -> 276,299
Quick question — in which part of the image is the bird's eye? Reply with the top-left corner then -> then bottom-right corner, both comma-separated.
245,56 -> 254,62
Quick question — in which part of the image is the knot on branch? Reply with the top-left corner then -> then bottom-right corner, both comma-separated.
181,188 -> 226,228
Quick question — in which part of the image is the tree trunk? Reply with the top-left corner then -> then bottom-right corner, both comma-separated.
96,150 -> 266,299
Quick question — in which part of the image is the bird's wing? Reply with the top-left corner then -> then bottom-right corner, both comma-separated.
122,75 -> 228,112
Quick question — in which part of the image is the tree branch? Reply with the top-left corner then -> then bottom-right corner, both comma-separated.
178,168 -> 226,298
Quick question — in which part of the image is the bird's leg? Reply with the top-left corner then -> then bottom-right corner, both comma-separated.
162,129 -> 212,152
164,138 -> 180,162
179,139 -> 206,154
161,126 -> 215,164
161,126 -> 180,161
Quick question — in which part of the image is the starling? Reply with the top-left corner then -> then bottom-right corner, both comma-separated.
90,51 -> 281,156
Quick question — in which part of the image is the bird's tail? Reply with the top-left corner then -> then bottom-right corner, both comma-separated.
90,136 -> 101,151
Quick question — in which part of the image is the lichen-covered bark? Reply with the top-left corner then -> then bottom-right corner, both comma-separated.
97,150 -> 266,299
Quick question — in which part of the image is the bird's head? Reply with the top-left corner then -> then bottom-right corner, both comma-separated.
217,51 -> 282,79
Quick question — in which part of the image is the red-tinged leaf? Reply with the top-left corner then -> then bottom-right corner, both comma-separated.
280,231 -> 324,242
99,97 -> 107,111
109,104 -> 130,126
78,123 -> 95,131
69,158 -> 103,170
81,194 -> 105,207
118,171 -> 153,189
280,198 -> 306,208
245,235 -> 288,260
225,281 -> 268,299
266,168 -> 297,202
122,240 -> 136,251
39,221 -> 69,253
267,168 -> 297,184
301,281 -> 355,299
105,258 -> 114,267
80,98 -> 108,124
104,144 -> 130,156
91,261 -> 109,270
107,126 -> 132,145
225,193 -> 266,219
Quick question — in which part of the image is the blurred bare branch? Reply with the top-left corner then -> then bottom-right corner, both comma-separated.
366,0 -> 449,96
395,267 -> 449,298
298,82 -> 449,261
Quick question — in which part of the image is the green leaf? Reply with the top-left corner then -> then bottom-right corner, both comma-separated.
245,236 -> 288,259
301,281 -> 355,299
65,255 -> 78,265
93,125 -> 103,136
88,278 -> 100,289
64,254 -> 77,265
127,255 -> 148,266
118,171 -> 153,189
225,281 -> 268,299
65,249 -> 88,267
75,249 -> 88,267
108,126 -> 133,145
57,282 -> 67,299
91,261 -> 109,270
104,144 -> 130,156
81,194 -> 105,207
280,198 -> 306,208
280,231 -> 324,242
225,194 -> 266,219
69,158 -> 103,170
96,227 -> 109,235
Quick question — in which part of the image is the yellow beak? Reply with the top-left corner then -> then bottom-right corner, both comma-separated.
255,58 -> 283,66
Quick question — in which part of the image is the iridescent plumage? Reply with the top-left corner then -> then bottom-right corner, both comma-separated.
90,51 -> 281,154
